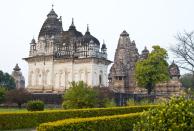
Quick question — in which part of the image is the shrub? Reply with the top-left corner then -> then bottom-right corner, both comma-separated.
37,113 -> 141,131
104,99 -> 117,107
63,81 -> 98,109
0,105 -> 156,130
127,98 -> 165,106
27,100 -> 44,111
0,87 -> 6,104
134,96 -> 194,131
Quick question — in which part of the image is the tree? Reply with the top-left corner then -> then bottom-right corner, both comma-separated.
0,86 -> 6,104
171,31 -> 194,73
0,70 -> 15,90
5,88 -> 31,108
62,81 -> 99,109
180,73 -> 194,89
135,45 -> 170,95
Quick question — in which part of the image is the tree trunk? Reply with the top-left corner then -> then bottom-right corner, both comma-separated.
147,83 -> 154,102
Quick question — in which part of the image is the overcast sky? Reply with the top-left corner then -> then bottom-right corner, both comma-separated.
0,0 -> 194,80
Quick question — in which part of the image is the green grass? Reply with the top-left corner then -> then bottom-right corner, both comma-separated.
0,108 -> 27,112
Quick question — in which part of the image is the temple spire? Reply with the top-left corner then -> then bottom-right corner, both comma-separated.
85,24 -> 90,35
71,18 -> 74,26
69,18 -> 76,30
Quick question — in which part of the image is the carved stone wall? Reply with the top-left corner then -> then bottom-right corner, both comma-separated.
108,30 -> 139,93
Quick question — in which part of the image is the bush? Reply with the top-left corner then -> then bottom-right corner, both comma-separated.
27,100 -> 44,111
0,105 -> 156,130
134,96 -> 194,131
63,81 -> 98,109
0,87 -> 6,104
104,99 -> 117,107
127,98 -> 165,106
37,113 -> 141,131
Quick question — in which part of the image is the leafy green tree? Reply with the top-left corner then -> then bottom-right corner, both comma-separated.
62,81 -> 99,109
134,96 -> 194,131
135,45 -> 170,95
0,70 -> 15,90
0,86 -> 6,104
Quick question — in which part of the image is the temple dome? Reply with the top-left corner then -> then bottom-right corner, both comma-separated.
142,46 -> 149,54
38,8 -> 63,38
62,19 -> 83,43
82,25 -> 100,45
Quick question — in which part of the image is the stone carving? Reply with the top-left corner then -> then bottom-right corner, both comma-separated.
108,30 -> 139,93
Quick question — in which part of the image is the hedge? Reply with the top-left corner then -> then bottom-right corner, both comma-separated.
37,113 -> 141,131
0,105 -> 157,130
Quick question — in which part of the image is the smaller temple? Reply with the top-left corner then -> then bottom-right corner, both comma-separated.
12,64 -> 25,89
154,61 -> 182,97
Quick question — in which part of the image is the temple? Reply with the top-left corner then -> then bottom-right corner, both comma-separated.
109,30 -> 182,96
24,7 -> 111,93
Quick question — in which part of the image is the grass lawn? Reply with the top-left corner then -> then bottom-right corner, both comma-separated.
0,108 -> 27,112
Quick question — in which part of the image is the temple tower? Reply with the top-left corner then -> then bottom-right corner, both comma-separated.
108,30 -> 139,93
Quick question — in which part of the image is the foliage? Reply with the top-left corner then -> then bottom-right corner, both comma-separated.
5,88 -> 31,108
0,87 -> 6,104
93,87 -> 115,107
104,99 -> 117,107
180,73 -> 194,89
63,81 -> 98,109
0,70 -> 15,90
27,100 -> 44,111
37,113 -> 141,131
134,96 -> 194,131
135,45 -> 170,95
171,31 -> 194,73
127,98 -> 165,106
0,105 -> 156,130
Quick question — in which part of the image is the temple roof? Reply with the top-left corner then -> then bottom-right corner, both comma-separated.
38,8 -> 63,38
82,25 -> 100,45
120,30 -> 129,37
101,40 -> 107,49
13,64 -> 21,71
142,46 -> 149,54
169,61 -> 180,78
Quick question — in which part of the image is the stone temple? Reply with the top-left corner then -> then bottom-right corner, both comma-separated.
24,7 -> 111,93
109,30 -> 182,96
12,64 -> 25,89
23,6 -> 182,97
108,31 -> 139,93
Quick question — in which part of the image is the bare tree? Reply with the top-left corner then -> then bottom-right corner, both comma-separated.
171,31 -> 194,74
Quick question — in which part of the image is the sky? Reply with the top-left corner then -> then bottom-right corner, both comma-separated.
0,0 -> 194,80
